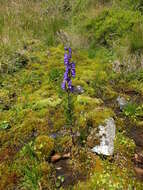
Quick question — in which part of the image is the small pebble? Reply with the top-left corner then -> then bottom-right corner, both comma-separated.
51,154 -> 61,163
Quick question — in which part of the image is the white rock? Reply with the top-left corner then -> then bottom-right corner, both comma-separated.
92,118 -> 116,156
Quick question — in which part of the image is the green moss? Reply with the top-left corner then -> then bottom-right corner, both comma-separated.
87,107 -> 114,127
29,51 -> 48,64
128,24 -> 143,53
0,44 -> 143,189
93,8 -> 141,47
0,2 -> 143,189
34,135 -> 54,160
102,86 -> 118,100
32,97 -> 62,110
38,162 -> 51,176
74,165 -> 142,190
114,131 -> 136,158
55,135 -> 73,153
0,167 -> 19,190
0,111 -> 47,153
136,121 -> 143,128
76,95 -> 103,107
0,89 -> 10,110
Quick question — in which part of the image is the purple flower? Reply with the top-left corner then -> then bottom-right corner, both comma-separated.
61,47 -> 76,92
71,62 -> 75,78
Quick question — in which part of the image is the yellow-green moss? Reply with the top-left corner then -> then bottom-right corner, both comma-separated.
87,107 -> 114,127
55,135 -> 72,153
0,89 -> 10,110
74,166 -> 142,190
38,161 -> 53,188
102,86 -> 118,100
34,135 -> 54,160
136,121 -> 143,128
32,96 -> 62,110
0,42 -> 143,189
38,161 -> 51,176
114,131 -> 136,158
76,95 -> 103,107
128,80 -> 143,95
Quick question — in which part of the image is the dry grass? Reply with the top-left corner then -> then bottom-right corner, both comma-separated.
0,1 -> 47,53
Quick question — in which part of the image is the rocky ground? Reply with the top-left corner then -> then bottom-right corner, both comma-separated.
0,41 -> 143,189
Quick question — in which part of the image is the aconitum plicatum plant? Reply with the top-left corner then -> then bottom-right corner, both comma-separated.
61,47 -> 75,92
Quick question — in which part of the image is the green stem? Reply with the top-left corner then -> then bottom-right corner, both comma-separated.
67,90 -> 75,146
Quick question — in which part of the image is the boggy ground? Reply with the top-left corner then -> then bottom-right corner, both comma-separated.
0,41 -> 143,189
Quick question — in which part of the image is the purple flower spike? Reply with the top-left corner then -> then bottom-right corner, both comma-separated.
68,48 -> 72,59
61,47 -> 76,92
71,62 -> 76,78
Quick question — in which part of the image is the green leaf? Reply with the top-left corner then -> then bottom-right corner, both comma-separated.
0,121 -> 11,130
55,179 -> 61,188
61,176 -> 65,183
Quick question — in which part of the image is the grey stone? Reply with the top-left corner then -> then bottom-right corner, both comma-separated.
73,85 -> 84,94
117,96 -> 127,110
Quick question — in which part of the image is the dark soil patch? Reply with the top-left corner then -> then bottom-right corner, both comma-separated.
54,159 -> 86,188
124,122 -> 143,181
129,127 -> 143,148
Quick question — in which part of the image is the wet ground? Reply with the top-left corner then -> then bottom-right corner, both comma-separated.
129,127 -> 143,181
130,127 -> 143,148
54,158 -> 86,188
